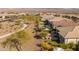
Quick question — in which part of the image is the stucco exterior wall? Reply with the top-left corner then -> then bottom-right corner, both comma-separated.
65,38 -> 79,44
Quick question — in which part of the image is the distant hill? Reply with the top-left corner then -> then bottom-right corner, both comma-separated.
0,8 -> 79,14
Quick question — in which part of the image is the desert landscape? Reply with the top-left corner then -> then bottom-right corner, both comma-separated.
0,8 -> 79,51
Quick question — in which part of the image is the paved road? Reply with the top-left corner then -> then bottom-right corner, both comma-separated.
0,24 -> 28,39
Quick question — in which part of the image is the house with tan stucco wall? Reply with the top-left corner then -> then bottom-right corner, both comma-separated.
65,26 -> 79,44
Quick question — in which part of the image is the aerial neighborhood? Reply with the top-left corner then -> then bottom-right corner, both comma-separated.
0,8 -> 79,51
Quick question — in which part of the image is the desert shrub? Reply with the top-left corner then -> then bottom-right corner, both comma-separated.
62,15 -> 70,19
39,31 -> 48,39
41,41 -> 49,50
15,20 -> 21,25
71,16 -> 79,22
54,14 -> 60,17
66,43 -> 76,49
59,42 -> 76,49
40,41 -> 53,50
59,43 -> 67,49
75,41 -> 79,51
48,40 -> 58,46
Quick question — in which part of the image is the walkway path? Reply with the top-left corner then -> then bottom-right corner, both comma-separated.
0,23 -> 28,39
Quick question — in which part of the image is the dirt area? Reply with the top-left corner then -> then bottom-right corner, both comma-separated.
0,21 -> 21,36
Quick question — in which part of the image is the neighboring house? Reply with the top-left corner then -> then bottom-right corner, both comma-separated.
49,17 -> 75,27
65,26 -> 79,44
40,13 -> 54,20
54,25 -> 79,44
57,26 -> 75,38
56,26 -> 75,43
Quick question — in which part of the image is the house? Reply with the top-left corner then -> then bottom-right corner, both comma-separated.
65,26 -> 79,44
57,26 -> 75,37
49,17 -> 75,27
54,25 -> 79,44
56,26 -> 75,43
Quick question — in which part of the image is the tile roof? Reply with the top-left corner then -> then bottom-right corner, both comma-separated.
65,26 -> 79,38
57,26 -> 75,37
49,17 -> 75,27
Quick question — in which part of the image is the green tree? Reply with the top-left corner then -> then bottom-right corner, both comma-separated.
1,38 -> 21,51
40,41 -> 52,50
66,43 -> 76,49
59,43 -> 67,49
39,31 -> 48,39
1,30 -> 28,51
76,42 -> 79,51
48,40 -> 58,46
